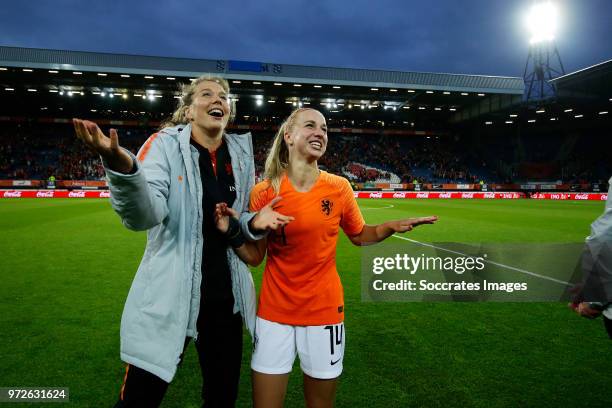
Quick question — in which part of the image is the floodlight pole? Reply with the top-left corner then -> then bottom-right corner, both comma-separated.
524,41 -> 565,101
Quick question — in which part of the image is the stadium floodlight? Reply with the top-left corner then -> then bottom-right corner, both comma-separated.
426,91 -> 434,94
536,109 -> 546,113
574,114 -> 583,118
255,99 -> 263,106
27,88 -> 37,92
528,119 -> 536,123
144,75 -> 154,79
121,74 -> 130,78
48,70 -> 58,74
23,68 -> 33,72
314,85 -> 322,88
443,91 -> 450,95
100,92 -> 106,97
599,111 -> 609,115
485,121 -> 493,125
370,88 -> 378,91
478,93 -> 485,96
253,81 -> 261,85
461,92 -> 469,96
525,1 -> 558,44
407,90 -> 415,93
97,73 -> 107,77
0,67 -> 7,71
564,108 -> 573,112
5,88 -> 15,91
274,82 -> 282,86
333,86 -> 341,89
390,89 -> 397,92
293,84 -> 302,87
73,71 -> 82,75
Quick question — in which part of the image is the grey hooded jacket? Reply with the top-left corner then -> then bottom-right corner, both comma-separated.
103,124 -> 260,382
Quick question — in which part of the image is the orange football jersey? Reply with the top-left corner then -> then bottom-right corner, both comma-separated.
250,171 -> 365,325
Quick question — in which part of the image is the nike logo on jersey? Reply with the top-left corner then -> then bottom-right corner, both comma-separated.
330,358 -> 341,366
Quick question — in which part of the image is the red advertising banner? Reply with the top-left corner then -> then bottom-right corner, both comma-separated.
529,193 -> 608,201
354,191 -> 526,199
1,190 -> 111,198
1,190 -> 606,201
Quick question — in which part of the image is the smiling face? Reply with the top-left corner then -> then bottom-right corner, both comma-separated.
186,80 -> 231,136
284,109 -> 328,162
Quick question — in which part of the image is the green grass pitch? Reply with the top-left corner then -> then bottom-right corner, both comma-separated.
0,198 -> 610,407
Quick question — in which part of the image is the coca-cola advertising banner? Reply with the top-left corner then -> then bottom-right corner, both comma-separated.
353,191 -> 526,199
529,193 -> 608,201
2,190 -> 606,201
352,191 -> 608,200
1,190 -> 111,198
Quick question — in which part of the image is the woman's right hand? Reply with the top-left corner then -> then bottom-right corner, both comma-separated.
251,196 -> 294,231
73,118 -> 133,173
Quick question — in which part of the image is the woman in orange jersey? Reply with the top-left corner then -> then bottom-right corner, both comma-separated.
221,108 -> 437,407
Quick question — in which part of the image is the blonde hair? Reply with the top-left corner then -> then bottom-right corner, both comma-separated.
160,75 -> 234,129
264,108 -> 318,194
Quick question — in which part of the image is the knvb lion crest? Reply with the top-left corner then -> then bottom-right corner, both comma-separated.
321,199 -> 333,216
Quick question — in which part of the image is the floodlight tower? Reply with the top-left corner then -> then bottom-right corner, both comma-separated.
523,1 -> 565,101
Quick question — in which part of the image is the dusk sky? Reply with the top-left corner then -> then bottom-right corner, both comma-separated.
1,0 -> 611,78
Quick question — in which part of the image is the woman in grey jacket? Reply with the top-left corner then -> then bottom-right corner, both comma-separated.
73,76 -> 291,407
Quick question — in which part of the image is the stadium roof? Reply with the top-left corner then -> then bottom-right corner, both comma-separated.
0,46 -> 524,95
551,59 -> 612,100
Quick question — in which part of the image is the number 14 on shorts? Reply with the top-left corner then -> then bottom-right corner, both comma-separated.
324,323 -> 344,365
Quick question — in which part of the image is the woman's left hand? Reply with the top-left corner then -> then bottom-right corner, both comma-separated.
390,216 -> 438,232
214,202 -> 239,233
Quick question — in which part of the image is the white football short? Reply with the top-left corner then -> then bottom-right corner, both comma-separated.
251,317 -> 345,379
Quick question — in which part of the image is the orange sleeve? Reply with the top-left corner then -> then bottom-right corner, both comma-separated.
249,181 -> 272,212
339,178 -> 365,236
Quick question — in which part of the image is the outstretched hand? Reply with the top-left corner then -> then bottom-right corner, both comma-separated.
251,196 -> 295,231
569,301 -> 603,319
73,118 -> 133,173
390,216 -> 438,233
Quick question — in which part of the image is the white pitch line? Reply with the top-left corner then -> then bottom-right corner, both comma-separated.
361,204 -> 395,210
391,235 -> 571,286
